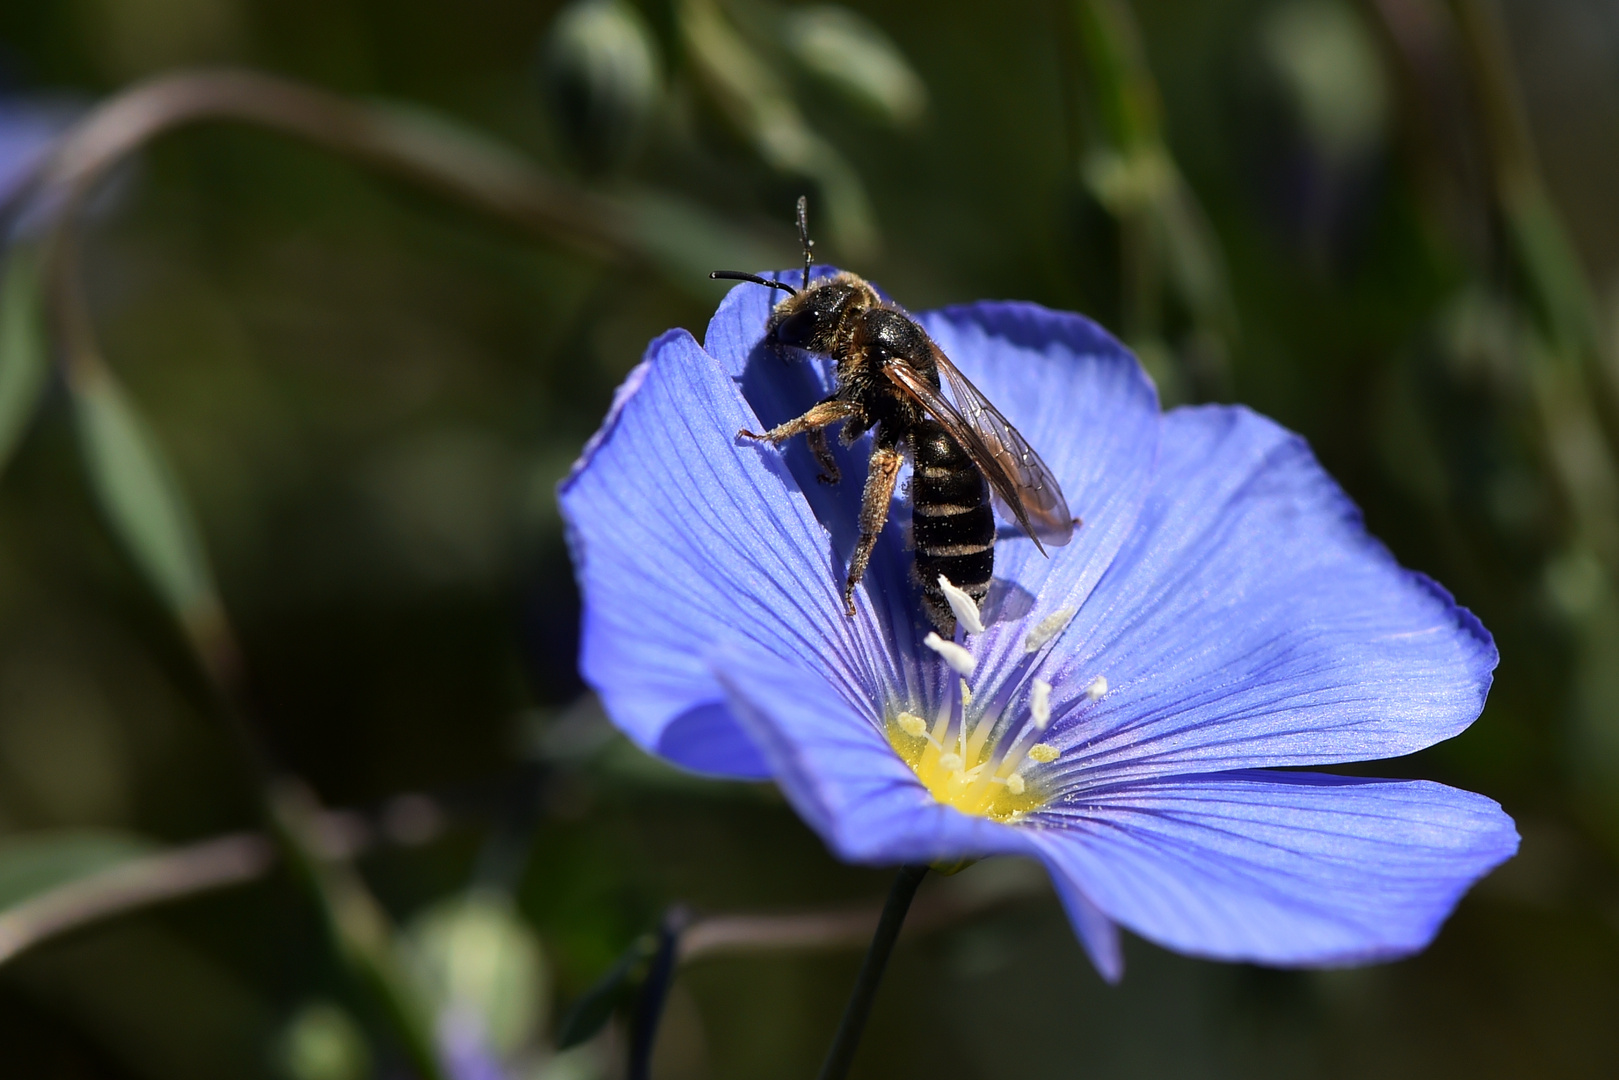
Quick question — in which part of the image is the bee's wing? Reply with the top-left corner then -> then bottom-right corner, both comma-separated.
883,348 -> 1075,552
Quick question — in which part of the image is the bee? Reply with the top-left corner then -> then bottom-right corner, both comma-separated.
712,198 -> 1074,635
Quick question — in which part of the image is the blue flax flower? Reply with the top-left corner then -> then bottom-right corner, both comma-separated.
560,270 -> 1518,980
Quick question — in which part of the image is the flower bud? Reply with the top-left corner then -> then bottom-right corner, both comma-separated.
541,0 -> 663,174
400,890 -> 548,1057
274,1001 -> 370,1080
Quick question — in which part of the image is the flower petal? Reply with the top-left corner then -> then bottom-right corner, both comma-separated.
560,330 -> 910,775
711,643 -> 1024,865
1043,870 -> 1125,983
1025,771 -> 1518,967
1041,405 -> 1496,785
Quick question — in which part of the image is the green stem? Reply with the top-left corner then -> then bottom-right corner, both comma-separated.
816,865 -> 928,1080
628,907 -> 690,1080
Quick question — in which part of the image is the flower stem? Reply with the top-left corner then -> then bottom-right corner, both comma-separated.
816,865 -> 928,1080
628,906 -> 689,1080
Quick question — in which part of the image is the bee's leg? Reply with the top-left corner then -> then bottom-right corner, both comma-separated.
738,397 -> 855,445
844,445 -> 902,616
806,427 -> 840,484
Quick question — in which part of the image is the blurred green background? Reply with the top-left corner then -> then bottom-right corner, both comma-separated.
2,0 -> 1619,1076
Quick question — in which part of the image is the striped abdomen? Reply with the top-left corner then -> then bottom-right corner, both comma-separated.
911,419 -> 994,633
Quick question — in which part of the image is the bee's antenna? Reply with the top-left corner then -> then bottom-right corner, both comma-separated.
796,195 -> 814,292
710,270 -> 797,296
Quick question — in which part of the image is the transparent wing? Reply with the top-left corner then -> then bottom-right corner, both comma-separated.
883,349 -> 1075,551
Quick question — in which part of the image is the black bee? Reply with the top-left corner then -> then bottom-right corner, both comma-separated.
713,198 -> 1074,634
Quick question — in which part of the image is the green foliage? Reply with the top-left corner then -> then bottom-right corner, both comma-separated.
272,1001 -> 371,1080
0,829 -> 157,912
0,248 -> 49,483
555,931 -> 657,1051
69,364 -> 220,627
1,0 -> 1619,1075
399,888 -> 550,1055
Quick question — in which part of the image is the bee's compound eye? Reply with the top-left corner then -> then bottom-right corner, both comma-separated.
774,306 -> 821,348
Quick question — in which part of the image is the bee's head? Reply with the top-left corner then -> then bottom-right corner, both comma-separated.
766,279 -> 862,352
708,269 -> 868,355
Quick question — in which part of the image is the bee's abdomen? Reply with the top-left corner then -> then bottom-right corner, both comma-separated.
911,420 -> 993,632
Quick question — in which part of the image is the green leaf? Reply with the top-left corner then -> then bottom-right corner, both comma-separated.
0,246 -> 50,482
0,829 -> 160,912
782,5 -> 928,128
678,0 -> 878,258
554,931 -> 656,1049
70,365 -> 220,623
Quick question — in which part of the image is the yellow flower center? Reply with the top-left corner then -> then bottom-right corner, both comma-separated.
885,709 -> 1050,823
886,588 -> 1098,824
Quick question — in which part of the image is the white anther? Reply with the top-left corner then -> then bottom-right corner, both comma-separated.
937,575 -> 985,635
1023,607 -> 1077,653
923,631 -> 976,677
1085,674 -> 1108,701
1027,743 -> 1059,764
1030,678 -> 1052,730
960,679 -> 973,708
938,752 -> 964,773
897,712 -> 927,738
1005,773 -> 1027,796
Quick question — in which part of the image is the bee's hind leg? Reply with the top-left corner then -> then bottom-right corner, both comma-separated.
807,427 -> 840,484
844,445 -> 901,617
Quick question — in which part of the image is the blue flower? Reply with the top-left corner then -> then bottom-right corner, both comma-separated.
559,270 -> 1518,981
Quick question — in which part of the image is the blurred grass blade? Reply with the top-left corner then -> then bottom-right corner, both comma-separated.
0,832 -> 273,967
619,189 -> 790,295
1072,0 -> 1235,399
0,830 -> 160,913
782,5 -> 928,128
369,99 -> 788,294
555,931 -> 657,1050
0,246 -> 50,481
1447,0 -> 1602,364
678,0 -> 878,258
1073,0 -> 1161,152
69,364 -> 221,629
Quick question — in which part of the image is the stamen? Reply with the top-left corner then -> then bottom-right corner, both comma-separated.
923,632 -> 976,677
888,605 -> 1077,822
1086,674 -> 1108,701
1030,679 -> 1052,730
1022,607 -> 1076,653
938,575 -> 986,635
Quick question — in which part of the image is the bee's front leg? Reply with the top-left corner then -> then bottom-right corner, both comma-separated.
737,397 -> 855,448
844,445 -> 902,617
